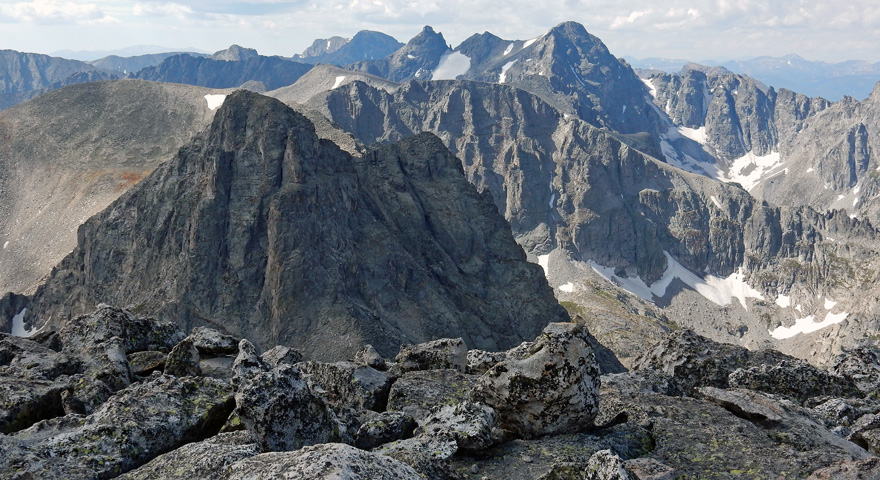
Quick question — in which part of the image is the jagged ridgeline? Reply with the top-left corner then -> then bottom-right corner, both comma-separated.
20,90 -> 567,360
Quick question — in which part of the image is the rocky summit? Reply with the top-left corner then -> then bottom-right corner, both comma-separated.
2,305 -> 879,479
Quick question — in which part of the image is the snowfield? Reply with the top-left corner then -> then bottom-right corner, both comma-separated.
432,52 -> 471,80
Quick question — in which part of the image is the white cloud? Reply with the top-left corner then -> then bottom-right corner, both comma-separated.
133,2 -> 196,19
0,0 -> 111,24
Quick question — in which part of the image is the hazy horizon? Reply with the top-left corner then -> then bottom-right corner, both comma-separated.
0,1 -> 877,63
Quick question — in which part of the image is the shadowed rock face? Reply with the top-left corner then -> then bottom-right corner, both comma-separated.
22,90 -> 566,360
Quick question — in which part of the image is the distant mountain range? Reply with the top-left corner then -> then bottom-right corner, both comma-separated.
628,54 -> 880,101
3,21 -> 880,368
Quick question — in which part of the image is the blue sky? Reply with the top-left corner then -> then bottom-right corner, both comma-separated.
0,0 -> 878,62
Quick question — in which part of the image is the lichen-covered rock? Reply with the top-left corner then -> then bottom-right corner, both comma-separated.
186,326 -> 240,355
849,413 -> 880,454
118,431 -> 259,480
377,432 -> 459,461
0,334 -> 78,379
584,450 -> 632,480
0,368 -> 66,433
728,360 -> 860,403
830,346 -> 880,395
59,304 -> 183,355
395,337 -> 468,373
226,443 -> 421,479
466,348 -> 508,375
472,323 -> 600,438
299,360 -> 394,411
261,345 -> 303,367
419,401 -> 497,452
354,410 -> 417,450
60,373 -> 114,415
695,386 -> 783,422
354,344 -> 386,370
0,374 -> 235,479
599,370 -> 682,397
807,457 -> 880,479
631,329 -> 792,394
231,339 -> 268,387
622,457 -> 676,480
234,363 -> 336,452
387,369 -> 479,422
164,338 -> 201,377
128,350 -> 167,376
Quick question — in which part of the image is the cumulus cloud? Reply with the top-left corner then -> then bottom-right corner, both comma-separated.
0,0 -> 114,24
133,2 -> 197,19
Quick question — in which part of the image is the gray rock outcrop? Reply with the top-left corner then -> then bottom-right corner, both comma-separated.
473,322 -> 600,438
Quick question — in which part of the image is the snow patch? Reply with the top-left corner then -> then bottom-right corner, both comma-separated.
641,78 -> 657,98
589,251 -> 763,309
2,241 -> 7,249
854,197 -> 860,207
824,298 -> 837,310
769,311 -> 849,339
795,304 -> 803,313
558,282 -> 575,293
503,43 -> 514,55
523,37 -> 539,48
407,54 -> 416,59
499,60 -> 517,83
432,51 -> 471,80
775,294 -> 791,308
537,254 -> 550,278
331,75 -> 346,89
710,196 -> 722,209
11,308 -> 36,337
204,94 -> 226,110
725,150 -> 783,192
806,167 -> 814,173
677,126 -> 707,145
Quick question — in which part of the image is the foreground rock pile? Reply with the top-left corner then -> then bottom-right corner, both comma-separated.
1,306 -> 878,479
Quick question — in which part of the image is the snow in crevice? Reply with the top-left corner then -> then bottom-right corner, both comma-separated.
11,308 -> 36,337
499,60 -> 517,83
641,78 -> 657,99
331,75 -> 346,89
769,311 -> 849,339
522,37 -> 539,48
548,182 -> 556,209
589,251 -> 763,309
678,126 -> 707,145
710,196 -> 722,209
537,254 -> 550,278
775,294 -> 791,308
204,94 -> 226,110
503,43 -> 514,55
431,51 -> 471,80
2,241 -> 7,249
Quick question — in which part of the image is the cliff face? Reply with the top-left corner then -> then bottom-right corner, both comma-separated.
132,54 -> 313,90
299,78 -> 880,363
23,90 -> 566,360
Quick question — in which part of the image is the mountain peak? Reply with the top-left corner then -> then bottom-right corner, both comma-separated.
211,44 -> 259,61
547,20 -> 590,38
